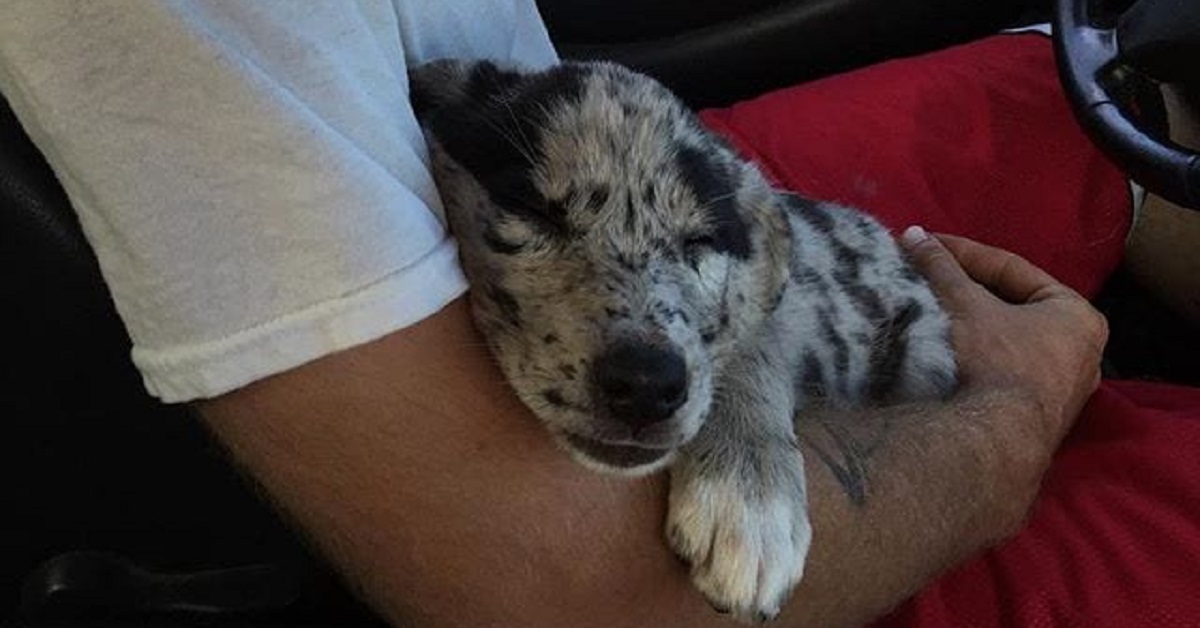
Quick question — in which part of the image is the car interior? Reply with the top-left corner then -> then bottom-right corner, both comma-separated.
3,0 -> 1197,625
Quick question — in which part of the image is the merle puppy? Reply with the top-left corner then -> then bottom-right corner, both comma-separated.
410,60 -> 956,622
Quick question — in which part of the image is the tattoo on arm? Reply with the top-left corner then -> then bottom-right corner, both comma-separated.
798,411 -> 893,507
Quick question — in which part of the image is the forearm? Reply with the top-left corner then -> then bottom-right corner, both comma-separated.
787,389 -> 1044,627
199,300 -> 1047,628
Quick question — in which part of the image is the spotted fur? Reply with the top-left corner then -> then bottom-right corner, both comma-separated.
411,59 -> 956,622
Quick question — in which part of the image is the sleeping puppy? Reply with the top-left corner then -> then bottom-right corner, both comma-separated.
410,59 -> 955,622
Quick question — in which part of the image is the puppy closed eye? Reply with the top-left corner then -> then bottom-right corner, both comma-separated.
682,215 -> 751,260
683,233 -> 717,256
482,224 -> 526,255
684,221 -> 737,254
482,212 -> 563,256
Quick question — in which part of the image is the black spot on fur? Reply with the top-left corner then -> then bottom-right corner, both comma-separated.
615,253 -> 645,273
674,144 -> 750,259
543,333 -> 559,344
643,184 -> 657,207
419,62 -> 587,237
543,389 -> 568,408
791,258 -> 832,301
587,185 -> 610,210
799,351 -> 827,398
786,196 -> 835,235
818,309 -> 850,395
546,196 -> 572,221
767,280 -> 788,311
867,300 -> 923,400
830,237 -> 870,286
845,284 -> 887,323
484,284 -> 521,326
854,216 -> 878,238
624,192 -> 638,229
604,306 -> 631,319
792,265 -> 822,287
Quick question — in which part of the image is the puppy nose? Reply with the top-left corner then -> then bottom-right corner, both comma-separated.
594,343 -> 688,428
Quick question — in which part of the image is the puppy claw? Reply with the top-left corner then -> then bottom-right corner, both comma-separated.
668,455 -> 811,624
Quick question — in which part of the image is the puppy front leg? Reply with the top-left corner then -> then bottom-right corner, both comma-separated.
667,340 -> 811,623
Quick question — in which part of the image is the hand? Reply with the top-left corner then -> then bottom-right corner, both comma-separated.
900,227 -> 1108,445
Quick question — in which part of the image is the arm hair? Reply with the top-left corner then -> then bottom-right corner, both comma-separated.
199,298 -> 1050,628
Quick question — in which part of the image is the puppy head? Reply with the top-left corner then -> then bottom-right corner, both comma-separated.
412,60 -> 791,474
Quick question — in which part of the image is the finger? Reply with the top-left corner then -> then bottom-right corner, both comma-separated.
933,233 -> 1072,304
897,226 -> 980,305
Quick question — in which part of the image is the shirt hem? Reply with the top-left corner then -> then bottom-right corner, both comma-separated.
132,237 -> 469,403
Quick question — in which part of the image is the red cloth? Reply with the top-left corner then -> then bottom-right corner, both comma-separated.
700,33 -> 1200,627
881,380 -> 1200,628
700,33 -> 1130,299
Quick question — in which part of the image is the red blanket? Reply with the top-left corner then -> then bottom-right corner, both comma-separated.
701,32 -> 1200,627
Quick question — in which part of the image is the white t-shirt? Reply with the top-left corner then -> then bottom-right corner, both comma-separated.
0,1 -> 558,402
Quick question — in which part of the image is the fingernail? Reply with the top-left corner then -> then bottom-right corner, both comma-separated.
899,225 -> 930,248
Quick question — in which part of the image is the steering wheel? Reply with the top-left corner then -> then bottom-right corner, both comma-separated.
1054,0 -> 1200,209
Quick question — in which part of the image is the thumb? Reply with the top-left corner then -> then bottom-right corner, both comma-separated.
897,226 -> 978,304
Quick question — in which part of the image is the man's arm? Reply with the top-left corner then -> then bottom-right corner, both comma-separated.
198,232 -> 1105,628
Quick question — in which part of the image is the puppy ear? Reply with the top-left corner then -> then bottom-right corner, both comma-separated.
731,169 -> 794,320
409,59 -> 524,118
756,192 -> 795,310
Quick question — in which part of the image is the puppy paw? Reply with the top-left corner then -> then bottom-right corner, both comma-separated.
667,445 -> 811,623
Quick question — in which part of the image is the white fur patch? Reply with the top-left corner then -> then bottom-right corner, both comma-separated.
668,471 -> 812,622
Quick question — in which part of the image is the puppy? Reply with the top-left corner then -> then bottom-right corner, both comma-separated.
411,59 -> 956,622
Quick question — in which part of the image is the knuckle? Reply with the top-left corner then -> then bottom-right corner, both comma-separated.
915,242 -> 952,267
1091,311 -> 1110,344
1076,305 -> 1109,347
